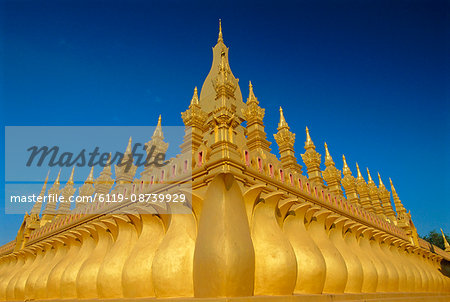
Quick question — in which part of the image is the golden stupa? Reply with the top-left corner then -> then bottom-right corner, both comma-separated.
0,21 -> 449,302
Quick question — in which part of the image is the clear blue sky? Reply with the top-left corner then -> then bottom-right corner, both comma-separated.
0,0 -> 448,245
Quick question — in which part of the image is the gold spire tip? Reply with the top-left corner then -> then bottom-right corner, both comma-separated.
191,87 -> 199,105
218,19 -> 223,43
67,166 -> 75,185
247,81 -> 257,103
324,142 -> 333,164
305,126 -> 314,147
389,177 -> 396,191
324,142 -> 330,154
55,169 -> 61,185
278,106 -> 288,129
378,172 -> 384,187
44,169 -> 50,183
441,229 -> 450,248
342,154 -> 351,175
86,166 -> 94,184
356,162 -> 363,179
125,137 -> 133,155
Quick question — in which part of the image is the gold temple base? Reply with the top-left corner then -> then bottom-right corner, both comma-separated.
27,293 -> 450,302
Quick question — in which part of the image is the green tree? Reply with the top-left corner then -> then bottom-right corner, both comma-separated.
421,229 -> 449,250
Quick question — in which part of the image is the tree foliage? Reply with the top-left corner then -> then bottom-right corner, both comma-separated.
421,229 -> 449,250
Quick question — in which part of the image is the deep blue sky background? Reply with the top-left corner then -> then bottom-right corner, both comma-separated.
0,0 -> 448,245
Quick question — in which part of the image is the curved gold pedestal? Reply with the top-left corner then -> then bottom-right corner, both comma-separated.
24,292 -> 450,302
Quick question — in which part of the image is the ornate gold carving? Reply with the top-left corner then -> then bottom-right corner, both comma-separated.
321,143 -> 342,197
341,155 -> 360,205
355,163 -> 372,212
274,107 -> 302,174
2,21 -> 449,302
301,127 -> 323,186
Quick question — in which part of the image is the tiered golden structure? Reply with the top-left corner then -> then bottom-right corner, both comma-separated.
1,22 -> 449,302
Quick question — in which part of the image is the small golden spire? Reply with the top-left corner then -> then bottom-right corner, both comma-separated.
152,115 -> 164,139
103,153 -> 112,173
378,172 -> 385,188
31,170 -> 50,214
278,106 -> 289,130
324,142 -> 333,164
342,155 -> 351,175
366,168 -> 375,185
67,166 -> 75,185
356,162 -> 364,181
54,169 -> 61,186
305,126 -> 315,148
440,228 -> 450,250
40,170 -> 50,196
125,136 -> 133,155
190,87 -> 199,105
247,81 -> 258,103
85,166 -> 94,184
218,19 -> 223,43
389,177 -> 396,194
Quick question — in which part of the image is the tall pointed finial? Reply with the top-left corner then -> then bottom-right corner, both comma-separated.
378,172 -> 385,188
190,87 -> 199,105
106,152 -> 112,166
218,19 -> 223,43
366,168 -> 375,184
54,169 -> 61,186
247,81 -> 258,103
324,142 -> 333,164
342,155 -> 351,175
277,106 -> 289,130
356,162 -> 363,180
305,126 -> 315,148
101,153 -> 112,174
40,170 -> 50,196
86,166 -> 94,184
152,115 -> 164,139
67,166 -> 75,185
389,178 -> 396,194
440,228 -> 450,250
125,136 -> 133,155
31,170 -> 51,215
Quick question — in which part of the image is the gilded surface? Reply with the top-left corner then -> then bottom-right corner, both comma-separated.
0,21 -> 449,302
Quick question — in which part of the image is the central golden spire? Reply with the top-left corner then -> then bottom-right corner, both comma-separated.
199,20 -> 244,121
